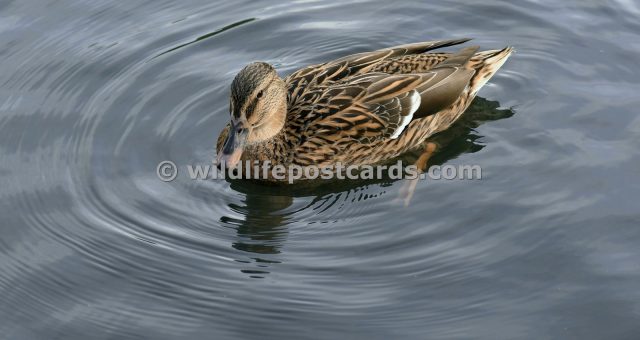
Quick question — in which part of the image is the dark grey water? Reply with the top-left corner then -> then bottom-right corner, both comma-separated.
1,0 -> 640,339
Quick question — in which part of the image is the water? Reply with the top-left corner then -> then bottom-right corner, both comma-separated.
1,0 -> 639,339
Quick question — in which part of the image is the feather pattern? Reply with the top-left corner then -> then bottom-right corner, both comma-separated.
217,39 -> 513,172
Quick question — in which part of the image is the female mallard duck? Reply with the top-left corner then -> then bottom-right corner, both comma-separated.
217,38 -> 512,175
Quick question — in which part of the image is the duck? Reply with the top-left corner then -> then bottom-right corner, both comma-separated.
216,38 -> 512,178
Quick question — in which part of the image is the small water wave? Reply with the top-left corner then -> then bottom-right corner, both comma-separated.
2,0 -> 640,338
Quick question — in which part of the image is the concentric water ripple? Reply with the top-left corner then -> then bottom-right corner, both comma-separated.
2,0 -> 640,339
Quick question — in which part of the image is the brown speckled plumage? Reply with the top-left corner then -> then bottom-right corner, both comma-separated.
217,38 -> 513,174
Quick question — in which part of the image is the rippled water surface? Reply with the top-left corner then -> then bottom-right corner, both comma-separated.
2,1 -> 640,339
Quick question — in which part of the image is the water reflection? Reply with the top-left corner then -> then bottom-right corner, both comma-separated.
223,96 -> 514,278
220,182 -> 291,278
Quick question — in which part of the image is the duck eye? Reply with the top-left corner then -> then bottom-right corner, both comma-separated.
256,90 -> 264,99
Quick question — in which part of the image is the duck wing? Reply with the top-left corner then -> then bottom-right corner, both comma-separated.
285,38 -> 471,104
296,46 -> 479,148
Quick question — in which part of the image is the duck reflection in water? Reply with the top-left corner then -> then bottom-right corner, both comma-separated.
221,97 -> 514,278
220,185 -> 292,279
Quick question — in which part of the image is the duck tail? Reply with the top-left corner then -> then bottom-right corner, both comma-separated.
468,46 -> 514,96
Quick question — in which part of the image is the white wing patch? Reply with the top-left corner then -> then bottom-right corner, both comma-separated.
390,91 -> 421,139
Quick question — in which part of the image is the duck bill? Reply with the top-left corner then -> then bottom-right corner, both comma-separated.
217,124 -> 248,169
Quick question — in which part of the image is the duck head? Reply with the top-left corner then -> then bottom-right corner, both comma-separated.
217,62 -> 288,168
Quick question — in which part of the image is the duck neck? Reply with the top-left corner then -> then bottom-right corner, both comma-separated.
245,107 -> 290,165
244,130 -> 289,166
251,110 -> 286,143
